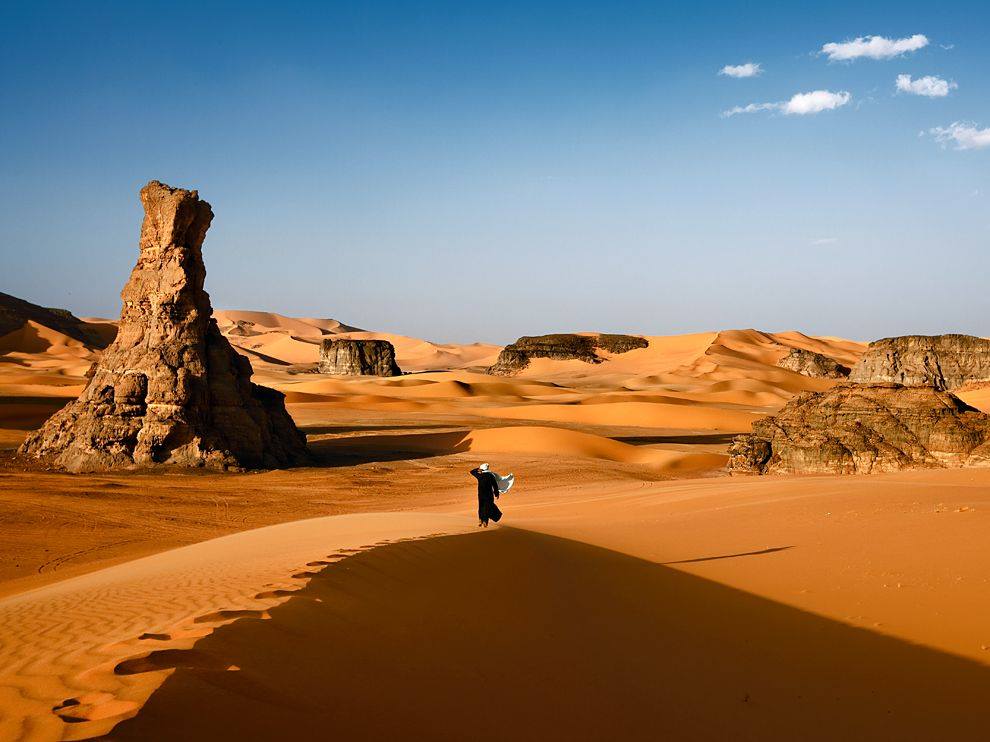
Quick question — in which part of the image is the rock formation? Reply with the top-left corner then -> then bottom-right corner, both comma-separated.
488,333 -> 648,375
776,348 -> 850,379
19,181 -> 310,472
0,291 -> 106,347
849,334 -> 990,391
727,384 -> 990,475
319,338 -> 401,376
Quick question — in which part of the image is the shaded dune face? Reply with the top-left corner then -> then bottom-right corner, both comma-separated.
0,291 -> 105,348
108,529 -> 990,741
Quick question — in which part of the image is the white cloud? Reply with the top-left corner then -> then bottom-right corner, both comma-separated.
721,102 -> 777,117
782,90 -> 851,114
811,238 -> 838,246
722,90 -> 851,118
896,74 -> 956,97
821,34 -> 928,61
719,62 -> 762,78
929,122 -> 990,150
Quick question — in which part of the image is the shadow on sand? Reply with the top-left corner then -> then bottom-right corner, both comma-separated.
615,433 -> 738,446
662,546 -> 795,564
0,396 -> 70,430
306,430 -> 472,467
107,528 -> 990,741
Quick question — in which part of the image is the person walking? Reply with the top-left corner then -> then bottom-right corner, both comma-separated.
470,463 -> 513,527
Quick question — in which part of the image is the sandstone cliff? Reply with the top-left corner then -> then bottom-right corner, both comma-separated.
727,383 -> 990,475
849,334 -> 990,390
319,338 -> 401,376
776,348 -> 850,379
19,181 -> 310,472
488,333 -> 648,375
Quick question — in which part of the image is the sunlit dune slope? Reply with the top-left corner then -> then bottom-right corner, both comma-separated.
312,424 -> 726,472
211,310 -> 502,372
1,308 -> 867,460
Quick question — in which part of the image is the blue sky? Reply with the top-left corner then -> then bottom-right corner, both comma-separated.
1,1 -> 987,343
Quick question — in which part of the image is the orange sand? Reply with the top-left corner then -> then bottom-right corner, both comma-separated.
17,314 -> 990,739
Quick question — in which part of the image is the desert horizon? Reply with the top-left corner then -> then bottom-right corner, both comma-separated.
3,2 -> 990,740
4,257 -> 990,738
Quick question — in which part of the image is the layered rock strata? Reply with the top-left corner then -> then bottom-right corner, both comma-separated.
727,383 -> 990,475
19,181 -> 310,472
776,348 -> 850,379
849,335 -> 990,391
318,338 -> 401,376
488,333 -> 648,375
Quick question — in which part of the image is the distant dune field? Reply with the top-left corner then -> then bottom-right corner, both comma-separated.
10,307 -> 990,740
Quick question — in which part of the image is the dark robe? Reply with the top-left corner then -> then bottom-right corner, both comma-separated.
471,468 -> 502,524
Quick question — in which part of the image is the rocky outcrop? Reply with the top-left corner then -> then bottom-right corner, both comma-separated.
319,339 -> 401,376
727,384 -> 990,475
776,348 -> 850,379
19,181 -> 310,472
849,335 -> 990,391
488,333 -> 648,375
224,320 -> 262,337
0,291 -> 106,347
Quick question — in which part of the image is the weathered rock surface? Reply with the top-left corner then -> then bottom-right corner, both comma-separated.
488,333 -> 648,375
319,338 -> 401,376
727,383 -> 990,475
19,181 -> 310,472
849,335 -> 990,391
0,291 -> 106,347
776,348 -> 850,379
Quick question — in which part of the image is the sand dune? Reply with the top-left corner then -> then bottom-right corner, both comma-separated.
213,310 -> 359,338
107,527 -> 990,741
213,314 -> 502,373
0,320 -> 866,475
0,321 -> 96,364
1,312 -> 864,443
0,512 -> 474,740
333,330 -> 501,372
255,326 -> 840,436
6,467 -> 990,740
0,313 -> 916,740
957,383 -> 990,414
229,331 -> 322,365
315,424 -> 726,471
476,400 -> 760,431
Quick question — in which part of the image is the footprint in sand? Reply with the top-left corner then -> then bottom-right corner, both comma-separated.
254,588 -> 299,599
53,693 -> 139,723
193,609 -> 270,624
115,649 -> 240,676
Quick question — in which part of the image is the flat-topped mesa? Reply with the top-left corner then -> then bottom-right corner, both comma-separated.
776,347 -> 850,379
487,333 -> 648,375
319,338 -> 401,376
727,383 -> 990,475
849,334 -> 990,391
19,180 -> 310,472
